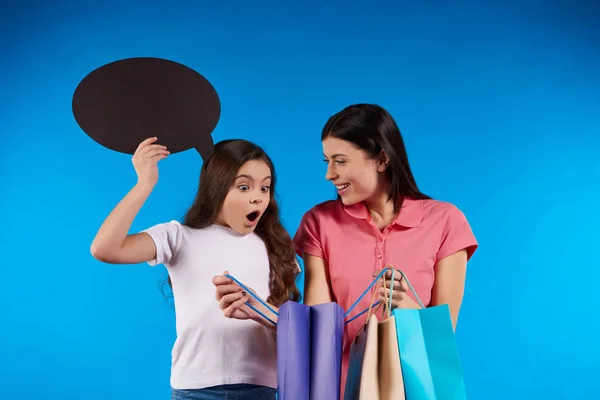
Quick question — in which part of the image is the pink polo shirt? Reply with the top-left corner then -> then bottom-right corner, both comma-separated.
292,197 -> 478,393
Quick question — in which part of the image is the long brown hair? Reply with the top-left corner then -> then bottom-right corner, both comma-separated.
161,139 -> 300,306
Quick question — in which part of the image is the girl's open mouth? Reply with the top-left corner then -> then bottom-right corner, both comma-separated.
246,210 -> 260,224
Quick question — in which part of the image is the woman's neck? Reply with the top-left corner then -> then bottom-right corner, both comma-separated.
364,193 -> 397,231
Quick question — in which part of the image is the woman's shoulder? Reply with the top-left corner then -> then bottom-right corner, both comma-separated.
414,198 -> 478,259
415,198 -> 472,227
299,199 -> 343,221
304,199 -> 340,213
419,198 -> 463,213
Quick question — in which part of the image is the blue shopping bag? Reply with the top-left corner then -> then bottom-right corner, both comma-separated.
392,271 -> 468,400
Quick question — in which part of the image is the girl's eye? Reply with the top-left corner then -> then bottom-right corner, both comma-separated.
262,186 -> 271,192
239,185 -> 249,191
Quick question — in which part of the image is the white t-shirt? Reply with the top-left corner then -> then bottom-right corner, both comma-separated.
143,221 -> 277,390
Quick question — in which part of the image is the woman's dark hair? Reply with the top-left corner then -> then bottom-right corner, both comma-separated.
321,103 -> 431,211
161,139 -> 300,306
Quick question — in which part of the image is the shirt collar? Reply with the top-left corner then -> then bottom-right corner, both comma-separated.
342,197 -> 423,228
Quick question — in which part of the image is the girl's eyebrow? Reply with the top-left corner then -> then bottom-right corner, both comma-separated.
235,174 -> 272,181
324,153 -> 348,158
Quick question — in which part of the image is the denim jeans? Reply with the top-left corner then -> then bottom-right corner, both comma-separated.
171,384 -> 276,400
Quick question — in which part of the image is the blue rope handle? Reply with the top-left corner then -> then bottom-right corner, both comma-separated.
345,267 -> 426,324
222,271 -> 383,327
343,268 -> 391,325
387,268 -> 396,315
223,267 -> 425,327
223,274 -> 278,325
396,269 -> 425,308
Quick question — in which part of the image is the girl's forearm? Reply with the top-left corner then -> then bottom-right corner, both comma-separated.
251,302 -> 279,332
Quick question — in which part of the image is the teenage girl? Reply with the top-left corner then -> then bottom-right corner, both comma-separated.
91,137 -> 300,400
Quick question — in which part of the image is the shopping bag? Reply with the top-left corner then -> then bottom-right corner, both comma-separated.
275,300 -> 346,399
345,314 -> 379,399
378,315 -> 404,399
225,275 -> 348,400
309,302 -> 345,399
392,270 -> 468,400
276,301 -> 310,399
344,268 -> 405,400
225,272 -> 384,400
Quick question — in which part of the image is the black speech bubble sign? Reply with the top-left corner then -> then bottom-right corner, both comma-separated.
72,57 -> 220,161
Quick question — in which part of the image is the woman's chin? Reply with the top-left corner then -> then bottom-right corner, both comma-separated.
340,193 -> 361,206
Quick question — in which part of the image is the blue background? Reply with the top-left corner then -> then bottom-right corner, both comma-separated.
1,1 -> 599,399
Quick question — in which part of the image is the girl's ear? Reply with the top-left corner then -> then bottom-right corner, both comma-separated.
377,150 -> 390,172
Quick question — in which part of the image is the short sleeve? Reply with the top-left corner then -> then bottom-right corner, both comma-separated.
436,205 -> 478,263
293,207 -> 324,259
142,220 -> 184,267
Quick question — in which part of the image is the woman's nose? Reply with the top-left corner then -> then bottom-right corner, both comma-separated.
325,165 -> 337,181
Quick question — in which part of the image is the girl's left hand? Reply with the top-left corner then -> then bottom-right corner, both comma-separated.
375,266 -> 410,309
212,270 -> 258,320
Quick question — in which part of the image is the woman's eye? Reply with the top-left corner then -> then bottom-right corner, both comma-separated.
336,160 -> 346,165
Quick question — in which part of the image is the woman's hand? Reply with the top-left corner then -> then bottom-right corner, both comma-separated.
132,137 -> 169,188
375,265 -> 419,310
212,271 -> 258,320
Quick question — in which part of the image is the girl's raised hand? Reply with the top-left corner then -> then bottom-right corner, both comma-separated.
132,137 -> 169,188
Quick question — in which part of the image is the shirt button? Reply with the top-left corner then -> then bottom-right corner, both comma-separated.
377,254 -> 382,259
378,238 -> 383,242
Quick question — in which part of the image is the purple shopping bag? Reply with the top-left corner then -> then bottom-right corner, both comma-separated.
225,272 -> 384,400
309,302 -> 345,398
276,301 -> 310,399
252,299 -> 345,400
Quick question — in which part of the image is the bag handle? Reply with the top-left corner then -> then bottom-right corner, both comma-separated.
355,266 -> 396,332
376,267 -> 426,310
382,268 -> 394,318
352,266 -> 426,328
393,268 -> 425,309
223,271 -> 386,327
223,266 -> 425,327
343,268 -> 389,324
223,274 -> 279,325
354,269 -> 386,336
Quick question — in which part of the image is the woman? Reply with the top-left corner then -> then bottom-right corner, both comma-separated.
292,103 -> 478,394
214,103 -> 478,396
